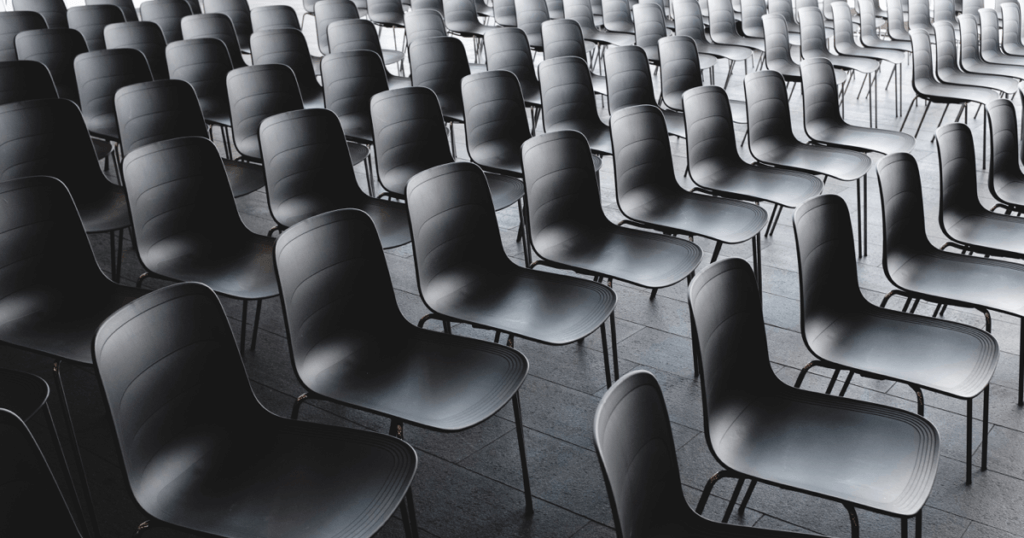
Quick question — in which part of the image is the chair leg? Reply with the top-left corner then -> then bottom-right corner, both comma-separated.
738,479 -> 757,515
249,299 -> 262,351
53,361 -> 101,538
825,369 -> 842,394
290,393 -> 309,420
722,477 -> 745,522
695,470 -> 738,514
794,360 -> 824,388
901,517 -> 908,538
843,502 -> 860,538
239,300 -> 248,351
42,401 -> 86,533
511,391 -> 534,513
982,386 -> 989,471
709,241 -> 723,263
600,321 -> 611,388
967,395 -> 973,484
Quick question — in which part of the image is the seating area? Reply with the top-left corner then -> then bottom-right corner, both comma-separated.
5,0 -> 1024,537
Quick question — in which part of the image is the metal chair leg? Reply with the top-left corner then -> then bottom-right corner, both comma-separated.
53,361 -> 101,538
982,386 -> 989,471
600,321 -> 611,388
249,299 -> 262,351
738,479 -> 757,515
722,477 -> 745,522
967,395 -> 973,484
290,392 -> 309,420
511,391 -> 534,513
843,502 -> 859,538
695,470 -> 739,514
794,361 -> 824,388
239,299 -> 248,351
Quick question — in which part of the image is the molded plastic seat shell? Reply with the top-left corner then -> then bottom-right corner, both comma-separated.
204,0 -> 255,51
15,29 -> 89,103
13,0 -> 68,28
484,27 -> 542,107
103,21 -> 169,79
165,38 -> 235,125
0,12 -> 47,62
68,5 -> 127,51
538,56 -> 612,154
74,48 -> 154,141
0,60 -> 58,106
139,0 -> 193,43
87,0 -> 141,22
181,12 -> 247,68
251,27 -> 324,109
988,98 -> 1024,211
321,50 -> 389,144
226,64 -> 305,161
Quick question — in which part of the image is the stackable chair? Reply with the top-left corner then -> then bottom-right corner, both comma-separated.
166,38 -> 236,151
858,0 -> 910,52
121,137 -> 279,351
767,0 -> 801,39
800,7 -> 881,126
368,0 -> 407,31
908,0 -> 933,41
981,9 -> 1024,68
204,0 -> 254,52
93,282 -> 418,538
833,2 -> 906,116
541,19 -> 606,94
565,0 -> 633,47
494,0 -> 519,26
251,4 -> 301,32
445,0 -> 493,42
935,20 -> 1019,97
1002,3 -> 1024,57
605,44 -> 686,137
538,56 -> 612,156
689,257 -> 940,538
315,0 -> 360,56
739,0 -> 768,43
276,208 -> 530,513
887,0 -> 913,42
404,9 -> 446,47
408,36 -> 472,154
521,131 -> 702,369
963,12 -> 1024,81
484,27 -> 542,116
658,36 -> 747,133
745,69 -> 872,254
12,0 -> 67,28
988,98 -> 1024,214
181,12 -> 247,68
632,2 -> 668,65
0,11 -> 46,62
87,0 -> 140,22
251,27 -> 324,108
260,109 -> 411,246
227,64 -> 309,162
103,21 -> 169,79
327,19 -> 407,87
463,70 -> 541,178
602,0 -> 635,34
406,161 -> 617,391
0,60 -> 58,105
709,0 -> 764,58
676,0 -> 751,86
683,86 -> 822,245
14,29 -> 88,103
515,0 -> 550,50
139,0 -> 192,43
877,152 -> 1024,406
370,86 -> 524,209
763,12 -> 804,86
321,50 -> 389,191
67,4 -> 126,51
114,79 -> 264,197
794,194 -> 998,485
962,0 -> 983,23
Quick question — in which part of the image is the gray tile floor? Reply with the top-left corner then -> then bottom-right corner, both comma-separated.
18,2 -> 1024,537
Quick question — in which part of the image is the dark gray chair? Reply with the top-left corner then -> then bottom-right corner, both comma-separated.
14,29 -> 88,103
165,37 -> 235,146
538,56 -> 612,155
251,27 -> 324,109
251,4 -> 301,32
67,5 -> 126,51
87,0 -> 140,22
181,12 -> 247,68
139,0 -> 193,43
225,63 -> 304,162
541,19 -> 605,94
0,59 -> 58,105
605,44 -> 685,137
315,0 -> 360,56
204,0 -> 254,52
13,0 -> 67,28
0,11 -> 46,62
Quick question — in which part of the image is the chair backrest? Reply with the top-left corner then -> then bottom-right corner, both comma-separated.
633,2 -> 666,49
958,13 -> 983,63
768,0 -> 798,29
564,0 -> 600,30
548,0 -> 567,17
115,79 -> 208,154
764,13 -> 798,72
962,0 -> 983,23
831,1 -> 858,50
709,0 -> 741,39
935,122 -> 985,235
799,6 -> 829,57
516,0 -> 551,39
321,50 -> 389,140
251,28 -> 321,103
13,0 -> 67,29
0,60 -> 58,105
68,5 -> 127,51
876,152 -> 931,277
260,109 -> 365,228
989,98 -> 1021,187
226,64 -> 304,159
405,161 -> 511,303
368,0 -> 406,24
408,36 -> 470,108
538,55 -> 600,129
75,48 -> 154,134
87,0 -> 140,22
887,0 -> 912,39
165,38 -> 234,121
980,8 -> 1004,58
908,0 -> 932,33
605,45 -> 657,113
933,0 -> 955,25
609,104 -> 680,217
933,20 -> 959,73
445,0 -> 482,26
315,0 -> 359,56
602,0 -> 634,31
682,86 -> 742,176
659,36 -> 703,104
0,407 -> 83,537
405,9 -> 447,46
1003,2 -> 1023,49
413,0 -> 446,13
741,0 -> 768,37
251,5 -> 301,32
461,70 -> 531,170
327,19 -> 387,59
594,371 -> 688,538
675,0 -> 711,43
370,87 -> 453,194
800,57 -> 842,127
15,29 -> 88,103
139,0 -> 193,43
745,70 -> 799,154
0,12 -> 47,63
494,0 -> 519,25
541,18 -> 587,59
103,21 -> 169,79
203,0 -> 254,50
181,13 -> 246,68
484,27 -> 539,98
909,28 -> 938,87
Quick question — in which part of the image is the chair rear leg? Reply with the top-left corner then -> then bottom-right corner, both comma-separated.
737,479 -> 757,514
512,390 -> 534,513
843,502 -> 859,538
54,361 -> 101,538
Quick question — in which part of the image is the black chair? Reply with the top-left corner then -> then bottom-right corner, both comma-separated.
484,27 -> 542,110
541,19 -> 606,94
368,0 -> 407,29
260,109 -> 411,247
12,0 -> 67,28
0,11 -> 46,62
180,12 -> 246,68
763,12 -> 803,85
988,98 -> 1024,214
225,63 -> 306,163
14,29 -> 88,103
934,20 -> 1019,96
67,5 -> 126,51
276,207 -> 529,514
605,44 -> 686,137
0,59 -> 57,105
315,0 -> 360,56
121,137 -> 278,350
877,152 -> 1024,406
794,194 -> 997,485
165,37 -> 236,151
832,1 -> 906,116
907,0 -> 932,39
321,49 -> 389,189
683,85 -> 821,238
800,7 -> 881,124
740,0 -> 768,41
103,21 -> 169,79
251,27 -> 323,109
92,281 -> 418,538
602,0 -> 634,34
87,0 -> 140,22
980,8 -> 1024,68
659,35 -> 747,126
408,35 -> 471,151
139,0 -> 192,43
595,371 -> 823,538
538,56 -> 612,155
767,0 -> 800,37
114,78 -> 265,197
204,0 -> 254,52
676,0 -> 751,86
689,257 -> 939,538
370,86 -> 524,208
404,9 -> 446,46
959,13 -> 1024,81
251,4 -> 301,32
327,19 -> 408,86
462,70 -> 534,177
744,69 -> 872,252
565,0 -> 633,46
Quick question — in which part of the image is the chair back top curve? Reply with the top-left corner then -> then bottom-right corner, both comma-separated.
764,13 -> 799,74
405,9 -> 447,46
604,45 -> 657,112
538,56 -> 602,129
321,50 -> 390,143
876,153 -> 933,278
327,19 -> 388,60
370,86 -> 453,195
709,0 -> 742,40
682,85 -> 742,175
15,29 -> 89,103
181,13 -> 247,68
75,48 -> 155,138
0,60 -> 58,106
745,70 -> 799,155
988,98 -> 1022,190
800,57 -> 842,127
659,36 -> 703,105
609,105 -> 680,211
461,70 -> 532,171
484,27 -> 540,99
68,5 -> 127,51
251,5 -> 301,32
541,18 -> 588,59
115,79 -> 209,155
831,1 -> 859,50
203,0 -> 254,50
316,0 -> 360,55
103,21 -> 169,79
0,12 -> 47,62
87,0 -> 141,22
13,0 -> 68,28
768,0 -> 798,30
250,27 -> 321,104
226,64 -> 304,159
165,38 -> 234,123
139,0 -> 193,43
935,122 -> 986,234
933,0 -> 956,25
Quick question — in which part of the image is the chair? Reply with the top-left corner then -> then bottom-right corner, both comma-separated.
688,257 -> 940,538
203,0 -> 254,52
413,0 -> 446,13
565,0 -> 634,46
794,193 -> 997,485
14,29 -> 88,103
632,3 -> 667,65
321,49 -> 387,151
181,12 -> 246,68
981,8 -> 1024,68
368,0 -> 407,29
800,7 -> 881,124
740,0 -> 767,39
315,0 -> 360,56
409,35 -> 472,151
370,86 -> 525,208
659,35 -> 746,126
833,1 -> 905,117
602,0 -> 634,33
114,79 -> 265,197
445,0 -> 493,39
1003,2 -> 1024,57
676,0 -> 751,86
934,20 -> 1018,95
745,69 -> 872,251
139,0 -> 192,43
275,208 -> 528,510
103,21 -> 169,79
327,19 -> 407,87
251,28 -> 324,109
763,12 -> 802,83
494,0 -> 519,25
0,60 -> 58,105
226,64 -> 304,162
538,56 -> 612,155
877,152 -> 1024,407
988,98 -> 1024,214
404,9 -> 447,46
683,85 -> 822,237
908,0 -> 932,39
251,4 -> 301,32
93,281 -> 418,538
12,0 -> 66,28
0,11 -> 46,62
858,0 -> 910,51
515,0 -> 550,50
522,131 -> 702,377
887,0 -> 912,41
933,0 -> 956,26
87,0 -> 140,22
767,0 -> 800,36
962,0 -> 983,22
710,0 -> 763,53
165,38 -> 234,135
484,27 -> 541,109
605,44 -> 685,137
541,19 -> 606,94
73,48 -> 153,165
462,70 -> 536,177
67,5 -> 126,51
955,15 -> 1017,83
260,109 -> 411,246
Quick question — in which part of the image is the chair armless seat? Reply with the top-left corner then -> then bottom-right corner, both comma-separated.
462,70 -> 540,177
710,0 -> 764,51
251,27 -> 324,110
321,50 -> 388,145
409,36 -> 471,123
13,0 -> 68,29
858,0 -> 910,52
602,0 -> 635,34
68,5 -> 127,51
180,12 -> 247,69
74,49 -> 154,142
166,38 -> 235,127
0,12 -> 47,62
14,29 -> 89,104
800,7 -> 879,74
1002,3 -> 1024,57
0,60 -> 58,106
988,98 -> 1024,212
980,9 -> 1024,68
676,0 -> 752,64
539,56 -> 612,155
139,0 -> 193,43
315,0 -> 361,56
484,27 -> 543,107
541,19 -> 605,94
327,19 -> 408,85
445,0 -> 494,37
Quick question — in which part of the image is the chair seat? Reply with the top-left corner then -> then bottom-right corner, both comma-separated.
619,184 -> 768,244
545,120 -> 612,154
836,43 -> 906,64
890,250 -> 1024,316
77,185 -> 131,233
916,79 -> 1000,105
387,72 -> 412,88
371,13 -> 405,26
340,116 -> 374,144
711,32 -> 764,51
982,50 -> 1024,68
662,95 -> 746,124
87,113 -> 121,142
1006,42 -> 1024,57
429,267 -> 616,344
692,163 -> 822,207
483,172 -> 525,210
809,306 -> 998,399
862,35 -> 911,52
695,40 -> 752,61
603,21 -> 634,34
0,370 -> 48,421
806,120 -> 915,154
200,100 -> 232,127
699,53 -> 717,70
138,418 -> 416,538
224,159 -> 267,197
534,224 -> 703,289
299,328 -> 526,430
581,27 -> 635,46
993,167 -> 1024,209
145,234 -> 279,299
937,68 -> 1019,95
472,142 -> 602,176
716,386 -> 938,517
448,20 -> 491,36
945,210 -> 1024,258
591,73 -> 607,95
753,142 -> 872,180
382,49 -> 405,65
962,58 -> 1024,80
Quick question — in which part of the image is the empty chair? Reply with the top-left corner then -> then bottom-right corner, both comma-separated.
605,45 -> 686,137
980,8 -> 1024,68
462,70 -> 537,177
800,6 -> 880,122
139,0 -> 192,43
74,48 -> 153,156
1003,2 -> 1024,57
494,0 -> 519,25
321,49 -> 387,152
15,29 -> 88,103
260,109 -> 410,246
709,0 -> 763,53
988,98 -> 1024,214
368,0 -> 407,28
541,19 -> 606,94
68,5 -> 126,51
689,257 -> 940,537
327,19 -> 407,87
833,1 -> 906,116
962,0 -> 983,22
103,21 -> 168,79
763,12 -> 803,82
315,0 -> 360,56
934,20 -> 1018,95
413,0 -> 446,13
0,60 -> 58,105
93,281 -> 417,538
768,0 -> 801,35
539,56 -> 612,154
181,12 -> 246,68
204,0 -> 254,52
114,79 -> 265,197
515,0 -> 550,49
445,0 -> 493,39
602,0 -> 634,33
226,63 -> 304,161
251,4 -> 301,32
409,36 -> 471,139
956,15 -> 1024,83
251,27 -> 323,108
87,0 -> 140,22
676,0 -> 751,86
484,27 -> 542,108
659,35 -> 746,125
858,0 -> 910,51
405,9 -> 447,46
0,11 -> 46,62
12,0 -> 67,28
632,3 -> 667,64
908,0 -> 932,39
165,38 -> 234,133
565,0 -> 634,46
